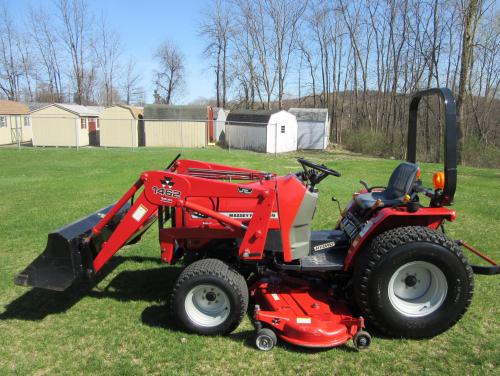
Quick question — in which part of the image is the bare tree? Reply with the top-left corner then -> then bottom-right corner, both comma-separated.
231,30 -> 258,109
122,57 -> 144,105
93,14 -> 122,106
265,0 -> 307,109
200,0 -> 232,107
0,3 -> 22,100
153,40 -> 185,104
29,5 -> 64,102
57,0 -> 91,104
298,39 -> 317,107
456,0 -> 483,163
235,1 -> 276,109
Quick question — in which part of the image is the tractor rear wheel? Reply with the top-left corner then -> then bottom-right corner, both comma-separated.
353,226 -> 473,338
171,258 -> 249,335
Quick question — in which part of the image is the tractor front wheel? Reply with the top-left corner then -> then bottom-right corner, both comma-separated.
353,226 -> 474,338
171,258 -> 249,335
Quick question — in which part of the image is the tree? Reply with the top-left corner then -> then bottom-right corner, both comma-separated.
0,3 -> 22,100
456,0 -> 483,163
265,0 -> 307,109
57,0 -> 91,104
153,40 -> 185,104
29,5 -> 64,102
93,14 -> 122,106
200,0 -> 232,107
122,57 -> 144,105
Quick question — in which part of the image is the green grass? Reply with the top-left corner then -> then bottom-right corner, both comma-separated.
0,147 -> 498,375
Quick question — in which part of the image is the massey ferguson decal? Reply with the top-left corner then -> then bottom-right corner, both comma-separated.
160,176 -> 175,188
191,211 -> 278,219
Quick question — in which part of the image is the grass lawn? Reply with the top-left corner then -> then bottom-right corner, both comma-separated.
0,146 -> 498,375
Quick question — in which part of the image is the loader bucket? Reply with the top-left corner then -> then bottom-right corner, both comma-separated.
15,203 -> 133,291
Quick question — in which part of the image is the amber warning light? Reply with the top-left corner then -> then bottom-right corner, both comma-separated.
433,171 -> 445,190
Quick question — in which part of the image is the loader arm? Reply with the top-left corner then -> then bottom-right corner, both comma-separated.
16,161 -> 277,291
90,169 -> 276,274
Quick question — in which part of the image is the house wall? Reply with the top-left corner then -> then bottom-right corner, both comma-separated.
144,120 -> 206,147
267,111 -> 298,153
31,105 -> 89,147
0,115 -> 32,145
226,124 -> 267,152
100,106 -> 137,147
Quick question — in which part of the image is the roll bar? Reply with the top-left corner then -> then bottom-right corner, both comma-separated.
407,88 -> 457,206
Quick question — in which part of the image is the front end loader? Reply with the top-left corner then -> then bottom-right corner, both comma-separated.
15,88 -> 498,351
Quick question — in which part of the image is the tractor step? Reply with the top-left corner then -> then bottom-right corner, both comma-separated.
275,230 -> 348,271
300,249 -> 345,271
300,230 -> 348,271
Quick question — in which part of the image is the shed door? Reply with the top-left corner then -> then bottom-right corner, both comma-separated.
297,121 -> 324,149
10,116 -> 22,144
88,118 -> 100,146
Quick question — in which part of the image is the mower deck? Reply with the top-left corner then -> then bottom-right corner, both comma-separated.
251,275 -> 363,348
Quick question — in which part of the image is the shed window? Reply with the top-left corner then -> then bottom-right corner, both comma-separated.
0,116 -> 6,128
281,125 -> 285,134
24,116 -> 30,127
81,118 -> 87,129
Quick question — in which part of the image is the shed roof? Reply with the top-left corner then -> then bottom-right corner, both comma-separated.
28,102 -> 52,112
143,105 -> 208,120
106,104 -> 143,119
31,103 -> 99,117
226,109 -> 281,126
288,108 -> 328,122
0,100 -> 30,115
86,106 -> 105,115
121,105 -> 143,119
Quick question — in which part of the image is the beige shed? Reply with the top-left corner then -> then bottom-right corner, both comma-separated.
143,105 -> 209,148
31,104 -> 99,147
99,105 -> 144,147
0,100 -> 32,145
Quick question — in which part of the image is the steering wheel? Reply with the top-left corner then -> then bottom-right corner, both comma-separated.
297,158 -> 341,188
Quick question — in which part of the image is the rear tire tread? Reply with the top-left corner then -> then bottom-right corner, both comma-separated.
354,226 -> 474,337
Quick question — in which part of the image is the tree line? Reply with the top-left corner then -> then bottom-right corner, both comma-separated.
0,0 -> 145,106
199,0 -> 499,166
0,0 -> 498,166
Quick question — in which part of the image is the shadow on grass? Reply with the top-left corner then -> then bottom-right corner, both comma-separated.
0,255 -> 172,321
2,257 -> 371,353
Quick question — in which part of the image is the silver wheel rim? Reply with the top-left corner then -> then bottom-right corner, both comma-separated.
184,284 -> 230,327
388,261 -> 448,317
256,335 -> 274,351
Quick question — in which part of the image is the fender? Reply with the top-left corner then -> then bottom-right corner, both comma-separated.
343,206 -> 456,270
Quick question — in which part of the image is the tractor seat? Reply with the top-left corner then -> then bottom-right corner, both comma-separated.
355,162 -> 419,210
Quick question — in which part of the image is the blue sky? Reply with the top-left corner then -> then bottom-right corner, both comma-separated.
9,0 -> 213,103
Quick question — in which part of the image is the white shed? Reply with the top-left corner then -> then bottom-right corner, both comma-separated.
0,100 -> 32,145
225,109 -> 297,153
289,108 -> 329,150
213,107 -> 229,143
31,103 -> 99,147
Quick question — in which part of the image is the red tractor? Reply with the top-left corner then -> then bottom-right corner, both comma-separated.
16,88 -> 498,351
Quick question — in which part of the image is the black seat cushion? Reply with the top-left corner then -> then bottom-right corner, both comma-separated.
355,162 -> 419,209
